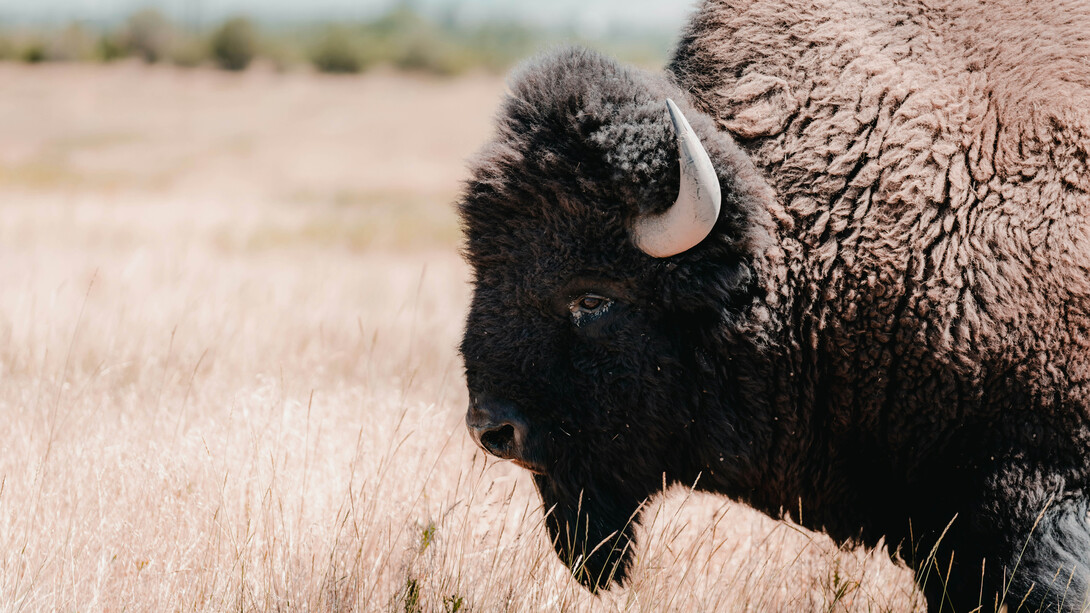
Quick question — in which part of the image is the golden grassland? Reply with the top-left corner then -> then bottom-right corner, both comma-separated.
0,62 -> 923,611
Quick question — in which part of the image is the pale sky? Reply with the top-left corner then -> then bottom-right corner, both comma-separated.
0,0 -> 696,32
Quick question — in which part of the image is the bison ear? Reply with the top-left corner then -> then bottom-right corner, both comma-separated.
630,99 -> 722,258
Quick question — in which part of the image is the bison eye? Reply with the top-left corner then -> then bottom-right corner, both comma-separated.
568,293 -> 612,324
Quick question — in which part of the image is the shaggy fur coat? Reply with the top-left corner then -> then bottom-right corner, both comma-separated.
459,0 -> 1090,610
670,0 -> 1090,608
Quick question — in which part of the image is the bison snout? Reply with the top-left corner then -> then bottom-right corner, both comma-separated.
466,397 -> 532,465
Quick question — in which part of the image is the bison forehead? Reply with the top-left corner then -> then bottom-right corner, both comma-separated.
465,226 -> 654,322
459,48 -> 688,236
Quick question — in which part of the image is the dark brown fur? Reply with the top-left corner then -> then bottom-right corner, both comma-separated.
460,1 -> 1090,610
671,1 -> 1090,607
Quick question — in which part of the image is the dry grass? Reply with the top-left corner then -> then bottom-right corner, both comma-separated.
0,63 -> 923,611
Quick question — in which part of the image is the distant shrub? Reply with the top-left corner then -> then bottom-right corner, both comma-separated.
349,7 -> 501,76
21,40 -> 45,63
171,36 -> 208,67
0,6 -> 671,75
95,33 -> 126,62
124,9 -> 175,63
463,22 -> 537,71
309,26 -> 365,74
259,34 -> 304,72
44,23 -> 97,62
395,35 -> 477,76
210,17 -> 257,71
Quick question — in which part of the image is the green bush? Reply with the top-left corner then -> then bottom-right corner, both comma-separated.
395,34 -> 477,76
96,33 -> 126,62
259,34 -> 305,72
210,17 -> 257,71
309,26 -> 365,73
123,9 -> 174,63
44,23 -> 97,61
171,36 -> 209,67
0,6 -> 671,75
462,22 -> 537,71
21,40 -> 45,63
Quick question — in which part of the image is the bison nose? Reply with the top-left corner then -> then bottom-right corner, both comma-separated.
466,397 -> 527,461
477,423 -> 519,457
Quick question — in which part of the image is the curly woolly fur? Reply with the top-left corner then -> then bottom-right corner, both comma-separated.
459,1 -> 1090,611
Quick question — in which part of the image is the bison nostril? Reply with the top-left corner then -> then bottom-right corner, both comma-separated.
479,424 -> 516,456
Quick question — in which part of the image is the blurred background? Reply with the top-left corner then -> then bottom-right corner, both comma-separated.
0,0 -> 692,247
0,0 -> 686,73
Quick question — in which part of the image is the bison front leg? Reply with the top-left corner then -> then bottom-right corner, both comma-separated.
991,496 -> 1090,613
533,474 -> 646,591
920,494 -> 1090,612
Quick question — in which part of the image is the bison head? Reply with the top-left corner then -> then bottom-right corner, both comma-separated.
458,47 -> 779,590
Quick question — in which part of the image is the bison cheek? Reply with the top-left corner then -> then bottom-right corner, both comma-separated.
533,473 -> 641,591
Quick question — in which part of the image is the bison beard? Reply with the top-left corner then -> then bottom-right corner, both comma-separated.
533,474 -> 642,591
459,1 -> 1090,609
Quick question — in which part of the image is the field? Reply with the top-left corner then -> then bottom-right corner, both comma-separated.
0,62 -> 924,611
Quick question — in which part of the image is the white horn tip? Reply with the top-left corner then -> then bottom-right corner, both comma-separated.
665,98 -> 686,133
630,98 -> 722,258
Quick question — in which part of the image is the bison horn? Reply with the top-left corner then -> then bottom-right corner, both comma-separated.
631,99 -> 722,258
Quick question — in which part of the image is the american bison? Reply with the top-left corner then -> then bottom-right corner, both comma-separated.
458,0 -> 1090,610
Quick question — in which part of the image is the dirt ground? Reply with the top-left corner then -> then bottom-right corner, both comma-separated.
0,62 -> 923,611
